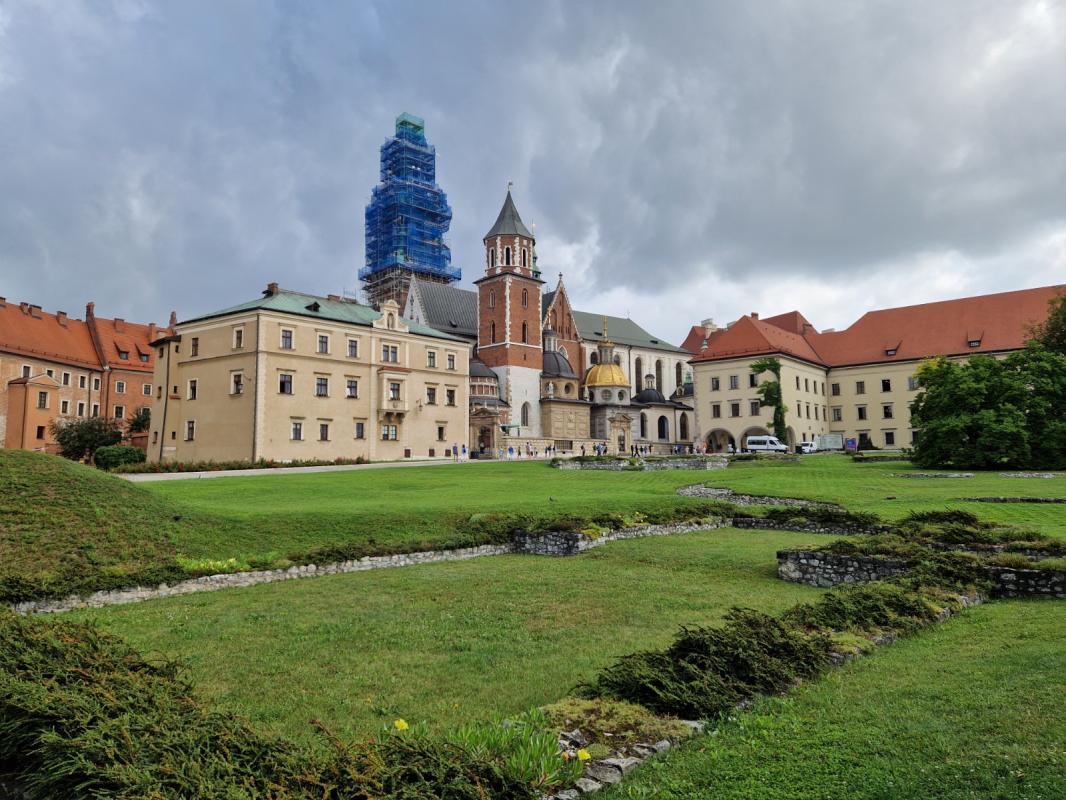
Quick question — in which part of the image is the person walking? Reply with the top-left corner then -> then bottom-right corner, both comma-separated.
452,443 -> 459,462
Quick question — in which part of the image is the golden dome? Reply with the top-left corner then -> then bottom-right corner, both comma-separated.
585,362 -> 628,388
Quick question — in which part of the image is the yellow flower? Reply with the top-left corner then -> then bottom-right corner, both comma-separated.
577,749 -> 591,762
394,719 -> 409,731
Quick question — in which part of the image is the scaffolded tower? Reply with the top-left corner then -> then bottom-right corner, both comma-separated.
361,113 -> 460,308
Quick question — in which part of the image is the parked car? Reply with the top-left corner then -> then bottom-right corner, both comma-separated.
798,441 -> 818,454
744,435 -> 789,454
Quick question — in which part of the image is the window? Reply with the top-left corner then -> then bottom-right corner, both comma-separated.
712,403 -> 721,419
346,379 -> 359,398
280,329 -> 294,349
142,383 -> 151,396
77,401 -> 85,417
93,377 -> 101,391
730,402 -> 741,418
319,423 -> 330,441
387,314 -> 395,330
504,246 -> 512,266
814,405 -> 819,420
795,375 -> 801,389
521,321 -> 528,343
233,328 -> 244,349
116,381 -> 126,394
710,376 -> 720,391
832,407 -> 842,422
806,404 -> 811,419
347,339 -> 359,358
490,321 -> 496,343
21,365 -> 30,378
884,431 -> 896,446
231,374 -> 244,395
426,387 -> 437,405
355,421 -> 366,439
881,378 -> 892,392
750,400 -> 760,416
118,351 -> 128,360
447,353 -> 456,370
522,288 -> 528,308
520,402 -> 531,427
389,382 -> 401,401
883,404 -> 894,419
36,391 -> 48,409
797,402 -> 802,416
907,376 -> 919,391
279,374 -> 293,394
187,380 -> 197,400
489,290 -> 496,309
382,344 -> 399,363
749,373 -> 758,388
35,425 -> 44,440
489,249 -> 496,268
427,351 -> 437,368
885,348 -> 897,356
804,378 -> 810,392
855,381 -> 866,395
446,389 -> 456,406
381,424 -> 398,441
158,347 -> 165,358
46,369 -> 54,377
62,371 -> 70,386
857,406 -> 868,421
91,403 -> 99,417
831,383 -> 840,396
291,421 -> 303,441
729,375 -> 739,390
79,375 -> 86,389
437,425 -> 446,441
114,405 -> 125,420
139,353 -> 149,363
968,339 -> 981,348
317,334 -> 329,354
521,248 -> 528,268
60,399 -> 69,414
185,420 -> 194,440
315,377 -> 329,397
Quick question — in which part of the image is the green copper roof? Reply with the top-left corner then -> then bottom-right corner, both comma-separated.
181,289 -> 467,342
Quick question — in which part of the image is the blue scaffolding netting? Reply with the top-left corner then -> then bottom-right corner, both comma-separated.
361,113 -> 461,283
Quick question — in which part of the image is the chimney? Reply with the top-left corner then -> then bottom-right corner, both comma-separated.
168,310 -> 178,328
701,317 -> 717,335
85,302 -> 95,320
327,294 -> 341,302
751,312 -> 759,320
56,311 -> 68,327
114,318 -> 125,333
149,323 -> 158,341
19,302 -> 28,315
264,282 -> 280,296
0,296 -> 6,308
30,305 -> 43,319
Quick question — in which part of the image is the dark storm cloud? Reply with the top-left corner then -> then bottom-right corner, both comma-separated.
1,1 -> 1064,338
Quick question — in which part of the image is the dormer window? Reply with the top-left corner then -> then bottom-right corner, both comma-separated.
968,339 -> 981,348
885,348 -> 897,356
306,301 -> 321,313
118,350 -> 129,359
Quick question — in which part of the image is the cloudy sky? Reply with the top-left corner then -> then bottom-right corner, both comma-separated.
2,0 -> 1065,343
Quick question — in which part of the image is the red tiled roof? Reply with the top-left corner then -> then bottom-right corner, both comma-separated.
90,315 -> 164,373
0,302 -> 100,369
680,324 -> 708,354
691,285 -> 1064,368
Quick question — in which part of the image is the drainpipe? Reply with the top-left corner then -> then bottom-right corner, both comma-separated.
252,313 -> 262,461
158,344 -> 171,462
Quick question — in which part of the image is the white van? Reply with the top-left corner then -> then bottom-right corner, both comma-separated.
744,435 -> 789,454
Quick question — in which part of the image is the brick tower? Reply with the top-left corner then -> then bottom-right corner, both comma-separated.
475,186 -> 544,436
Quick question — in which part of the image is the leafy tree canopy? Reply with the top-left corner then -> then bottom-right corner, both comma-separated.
50,417 -> 124,462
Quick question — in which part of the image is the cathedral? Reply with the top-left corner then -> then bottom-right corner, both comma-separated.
404,189 -> 695,455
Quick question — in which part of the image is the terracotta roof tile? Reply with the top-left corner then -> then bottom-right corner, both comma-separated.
0,302 -> 100,369
691,315 -> 825,365
91,316 -> 163,373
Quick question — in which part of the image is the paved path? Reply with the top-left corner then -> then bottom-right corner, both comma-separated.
121,457 -> 539,482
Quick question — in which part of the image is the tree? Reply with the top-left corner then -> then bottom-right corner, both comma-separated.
127,406 -> 151,433
1032,291 -> 1066,355
910,343 -> 1066,469
751,356 -> 788,443
50,417 -> 123,462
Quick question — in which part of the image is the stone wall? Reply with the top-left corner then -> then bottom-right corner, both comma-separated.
986,566 -> 1066,598
554,457 -> 727,471
735,517 -> 891,536
776,549 -> 910,587
515,520 -> 729,556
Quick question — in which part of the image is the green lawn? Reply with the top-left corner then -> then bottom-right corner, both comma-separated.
604,600 -> 1066,800
71,528 -> 822,742
139,456 -> 1066,568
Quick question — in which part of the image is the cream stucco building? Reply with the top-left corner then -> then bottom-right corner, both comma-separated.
148,284 -> 470,463
683,286 -> 1063,452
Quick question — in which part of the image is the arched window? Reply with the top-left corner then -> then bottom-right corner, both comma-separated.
657,415 -> 669,441
679,413 -> 689,440
490,321 -> 496,343
521,321 -> 528,343
559,345 -> 567,358
387,313 -> 395,330
640,413 -> 648,439
675,362 -> 683,390
613,354 -> 621,365
590,352 -> 599,365
521,248 -> 528,267
522,288 -> 528,308
505,247 -> 512,266
489,290 -> 496,309
489,249 -> 496,268
655,360 -> 664,392
564,382 -> 573,396
520,402 -> 530,427
634,357 -> 643,393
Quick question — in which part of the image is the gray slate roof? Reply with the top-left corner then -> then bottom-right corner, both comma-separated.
484,190 -> 533,240
543,289 -> 686,354
411,280 -> 479,340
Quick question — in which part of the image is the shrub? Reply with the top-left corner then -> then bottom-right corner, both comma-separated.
783,583 -> 943,633
763,507 -> 881,528
542,697 -> 692,748
49,417 -> 123,461
580,608 -> 832,719
93,444 -> 147,470
987,553 -> 1040,570
112,456 -> 368,473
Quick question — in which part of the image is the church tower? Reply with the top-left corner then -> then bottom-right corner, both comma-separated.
475,186 -> 544,435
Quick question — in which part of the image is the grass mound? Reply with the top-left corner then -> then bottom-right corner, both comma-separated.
0,450 -> 207,603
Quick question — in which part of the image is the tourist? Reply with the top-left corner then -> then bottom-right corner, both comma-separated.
452,443 -> 459,462
461,444 -> 467,460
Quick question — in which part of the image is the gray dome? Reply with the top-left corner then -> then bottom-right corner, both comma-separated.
634,386 -> 667,405
541,350 -> 577,378
470,359 -> 497,379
